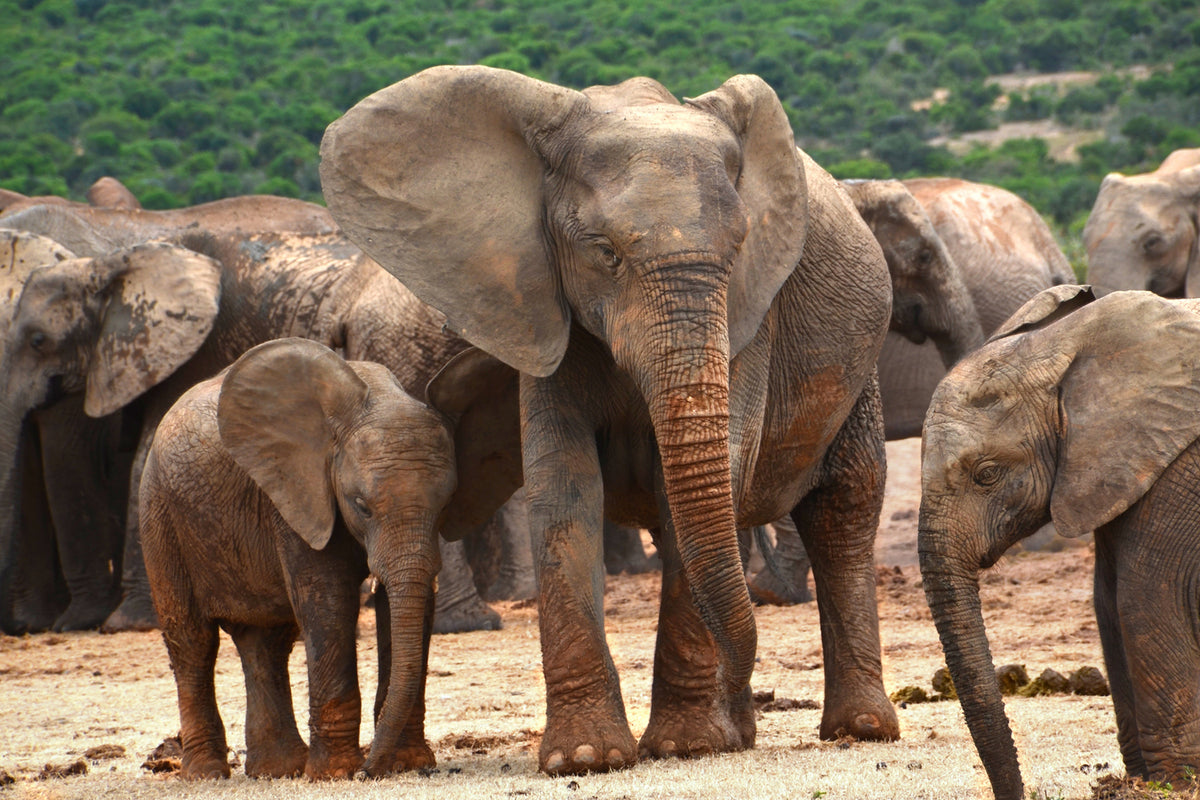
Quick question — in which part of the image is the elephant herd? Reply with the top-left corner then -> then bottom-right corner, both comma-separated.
1,65 -> 1198,798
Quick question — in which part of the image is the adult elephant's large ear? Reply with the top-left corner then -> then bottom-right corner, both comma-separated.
1171,165 -> 1200,298
0,230 -> 74,320
427,347 -> 522,541
321,65 -> 588,377
1048,292 -> 1200,536
218,338 -> 370,550
685,75 -> 808,355
84,242 -> 222,418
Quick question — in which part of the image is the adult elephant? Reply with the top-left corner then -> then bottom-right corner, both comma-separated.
872,177 -> 1076,440
322,65 -> 898,775
0,203 -> 498,633
1083,148 -> 1200,297
0,231 -> 128,633
920,285 -> 1200,798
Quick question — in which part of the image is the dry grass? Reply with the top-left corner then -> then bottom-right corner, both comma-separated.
0,440 -> 1140,799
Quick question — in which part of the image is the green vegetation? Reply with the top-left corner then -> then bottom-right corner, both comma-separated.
3,0 -> 1198,239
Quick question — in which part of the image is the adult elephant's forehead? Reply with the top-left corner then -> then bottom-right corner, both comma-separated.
578,104 -> 740,175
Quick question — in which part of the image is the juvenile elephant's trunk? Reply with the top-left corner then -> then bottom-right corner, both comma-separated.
361,536 -> 438,777
931,296 -> 985,369
919,524 -> 1023,800
626,272 -> 756,695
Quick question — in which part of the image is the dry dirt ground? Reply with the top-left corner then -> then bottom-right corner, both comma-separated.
0,439 -> 1142,799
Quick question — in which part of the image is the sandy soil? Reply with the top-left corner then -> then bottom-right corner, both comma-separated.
0,439 -> 1131,799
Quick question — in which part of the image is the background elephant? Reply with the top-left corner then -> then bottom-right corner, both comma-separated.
1083,147 -> 1200,297
0,230 -> 129,633
0,202 -> 500,633
142,338 -> 520,780
873,177 -> 1076,440
919,285 -> 1200,798
322,65 -> 898,775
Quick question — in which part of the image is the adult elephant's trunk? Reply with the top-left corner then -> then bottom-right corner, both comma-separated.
919,525 -> 1023,800
625,271 -> 756,695
360,534 -> 438,777
0,402 -> 27,632
930,294 -> 985,369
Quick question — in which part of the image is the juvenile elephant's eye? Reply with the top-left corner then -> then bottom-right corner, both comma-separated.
27,330 -> 47,353
1142,234 -> 1165,255
917,248 -> 934,266
353,496 -> 372,518
972,462 -> 1003,487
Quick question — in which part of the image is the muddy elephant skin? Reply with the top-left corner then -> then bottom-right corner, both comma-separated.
919,285 -> 1200,798
322,65 -> 898,775
141,338 -> 520,780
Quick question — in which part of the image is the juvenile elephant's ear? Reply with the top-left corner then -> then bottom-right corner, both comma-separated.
321,65 -> 588,377
986,284 -> 1096,343
1050,292 -> 1200,537
84,242 -> 222,417
686,75 -> 808,354
426,347 -> 522,541
218,338 -> 370,550
0,204 -> 125,257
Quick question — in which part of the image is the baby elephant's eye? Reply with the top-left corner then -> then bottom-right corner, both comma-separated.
28,330 -> 47,352
353,496 -> 372,518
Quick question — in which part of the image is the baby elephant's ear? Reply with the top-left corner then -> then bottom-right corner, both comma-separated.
427,348 -> 522,541
986,284 -> 1095,343
1050,293 -> 1200,537
218,338 -> 369,550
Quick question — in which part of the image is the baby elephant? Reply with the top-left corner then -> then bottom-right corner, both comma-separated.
919,285 -> 1200,799
141,338 -> 519,780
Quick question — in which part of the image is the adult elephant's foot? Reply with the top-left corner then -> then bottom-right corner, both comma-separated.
638,683 -> 755,760
9,605 -> 58,635
181,748 -> 232,780
432,593 -> 501,634
244,738 -> 307,779
52,595 -> 119,632
539,706 -> 637,775
305,741 -> 364,780
818,685 -> 900,742
100,592 -> 159,633
361,740 -> 436,776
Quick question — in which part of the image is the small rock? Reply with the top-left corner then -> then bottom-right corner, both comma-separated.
1017,668 -> 1067,697
995,664 -> 1030,695
38,759 -> 87,780
931,667 -> 957,699
84,744 -> 125,761
1069,666 -> 1109,696
0,767 -> 14,786
567,780 -> 579,790
889,685 -> 929,704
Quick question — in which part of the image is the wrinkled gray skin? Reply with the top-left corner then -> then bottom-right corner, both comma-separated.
919,285 -> 1200,799
322,65 -> 897,776
0,229 -> 128,633
1083,148 -> 1200,298
874,178 -> 1076,440
0,178 -> 143,634
0,201 -> 500,633
142,338 -> 520,780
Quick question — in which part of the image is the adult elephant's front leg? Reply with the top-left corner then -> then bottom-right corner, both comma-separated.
639,513 -> 754,760
793,380 -> 898,742
523,379 -> 636,775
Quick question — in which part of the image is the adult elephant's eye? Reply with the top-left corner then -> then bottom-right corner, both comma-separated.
27,330 -> 47,353
972,461 -> 1002,487
353,496 -> 372,518
1142,234 -> 1165,255
599,245 -> 622,271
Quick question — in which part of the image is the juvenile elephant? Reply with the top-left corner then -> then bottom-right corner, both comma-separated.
0,203 -> 502,634
1083,147 -> 1200,297
919,285 -> 1200,798
143,338 -> 519,780
869,177 -> 1076,440
322,65 -> 898,774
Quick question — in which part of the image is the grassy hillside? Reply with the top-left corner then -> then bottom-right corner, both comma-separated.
3,0 -> 1198,233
